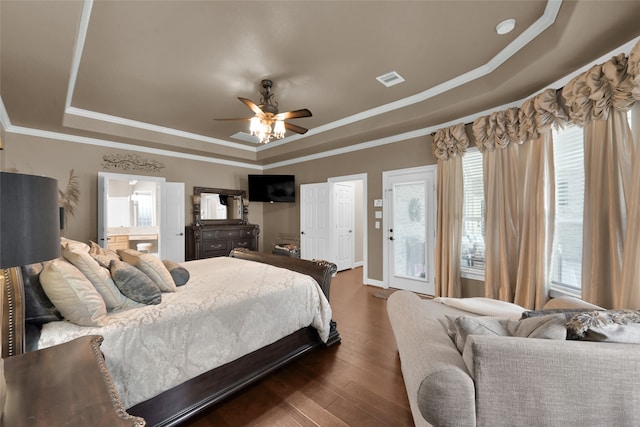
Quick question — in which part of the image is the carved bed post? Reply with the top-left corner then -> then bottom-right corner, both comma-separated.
1,267 -> 25,358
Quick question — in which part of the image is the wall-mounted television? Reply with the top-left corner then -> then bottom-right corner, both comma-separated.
248,174 -> 296,203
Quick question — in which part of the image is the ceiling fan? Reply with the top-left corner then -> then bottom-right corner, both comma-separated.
215,79 -> 312,144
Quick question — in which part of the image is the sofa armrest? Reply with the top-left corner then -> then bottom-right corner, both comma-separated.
463,335 -> 640,427
387,292 -> 476,427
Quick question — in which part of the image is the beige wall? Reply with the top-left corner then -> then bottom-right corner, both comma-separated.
1,133 -> 264,248
267,135 -> 436,282
2,130 -> 484,295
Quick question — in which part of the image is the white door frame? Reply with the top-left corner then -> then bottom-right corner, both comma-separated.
382,165 -> 436,292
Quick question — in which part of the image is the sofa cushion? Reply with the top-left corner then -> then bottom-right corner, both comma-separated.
447,314 -> 568,353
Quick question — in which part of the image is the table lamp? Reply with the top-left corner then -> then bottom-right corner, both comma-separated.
0,172 -> 60,358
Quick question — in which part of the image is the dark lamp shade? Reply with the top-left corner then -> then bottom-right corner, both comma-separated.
0,172 -> 61,268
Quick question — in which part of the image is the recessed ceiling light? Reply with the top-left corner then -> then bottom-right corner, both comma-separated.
496,18 -> 516,35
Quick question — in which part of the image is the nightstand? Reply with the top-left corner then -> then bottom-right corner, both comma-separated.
3,335 -> 144,426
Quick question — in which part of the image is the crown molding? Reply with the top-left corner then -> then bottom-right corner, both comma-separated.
5,125 -> 263,170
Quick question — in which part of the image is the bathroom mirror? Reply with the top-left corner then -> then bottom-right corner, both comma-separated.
193,186 -> 245,225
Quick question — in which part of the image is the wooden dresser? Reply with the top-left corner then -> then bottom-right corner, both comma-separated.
185,224 -> 259,261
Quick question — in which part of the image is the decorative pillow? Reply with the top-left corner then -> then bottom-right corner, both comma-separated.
118,249 -> 177,292
109,259 -> 162,305
39,258 -> 107,327
507,314 -> 568,340
61,242 -> 129,310
162,259 -> 190,286
449,316 -> 512,352
90,252 -> 121,269
520,308 -> 597,320
21,263 -> 62,324
88,240 -> 119,258
60,237 -> 89,252
567,310 -> 640,342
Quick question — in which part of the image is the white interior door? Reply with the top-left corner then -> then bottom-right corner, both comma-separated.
160,182 -> 185,262
332,182 -> 354,271
300,183 -> 331,261
383,166 -> 436,295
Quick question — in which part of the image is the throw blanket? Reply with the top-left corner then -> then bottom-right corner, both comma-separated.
38,257 -> 332,408
433,297 -> 525,320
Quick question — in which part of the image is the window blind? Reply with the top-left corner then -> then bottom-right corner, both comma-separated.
551,125 -> 584,291
461,149 -> 485,277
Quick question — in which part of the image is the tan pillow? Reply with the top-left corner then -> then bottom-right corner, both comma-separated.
61,242 -> 129,310
40,258 -> 107,327
118,249 -> 177,292
60,237 -> 89,252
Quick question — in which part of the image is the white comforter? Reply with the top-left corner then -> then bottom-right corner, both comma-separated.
38,257 -> 332,408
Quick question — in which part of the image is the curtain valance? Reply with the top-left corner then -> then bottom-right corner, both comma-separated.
471,88 -> 567,153
432,122 -> 469,161
563,53 -> 635,125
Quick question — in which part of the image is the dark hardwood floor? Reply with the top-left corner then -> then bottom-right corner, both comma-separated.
184,267 -> 414,427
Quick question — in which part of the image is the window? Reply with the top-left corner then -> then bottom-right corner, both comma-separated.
550,125 -> 584,293
132,191 -> 154,227
461,149 -> 485,279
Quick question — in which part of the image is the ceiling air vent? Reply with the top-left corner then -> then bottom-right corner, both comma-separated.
376,71 -> 405,87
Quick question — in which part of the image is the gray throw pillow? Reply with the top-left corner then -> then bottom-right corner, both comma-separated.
508,314 -> 568,340
109,259 -> 162,305
448,314 -> 568,353
449,316 -> 512,353
162,259 -> 190,286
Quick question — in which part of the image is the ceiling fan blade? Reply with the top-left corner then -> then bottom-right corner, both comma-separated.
238,97 -> 264,115
284,122 -> 309,135
276,109 -> 312,120
213,117 -> 251,121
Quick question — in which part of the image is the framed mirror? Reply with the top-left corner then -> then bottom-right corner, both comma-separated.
193,187 -> 246,225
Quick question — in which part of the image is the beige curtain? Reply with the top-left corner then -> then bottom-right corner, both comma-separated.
472,90 -> 565,308
620,43 -> 640,309
432,124 -> 468,297
513,91 -> 566,309
473,110 -> 521,302
563,54 -> 636,308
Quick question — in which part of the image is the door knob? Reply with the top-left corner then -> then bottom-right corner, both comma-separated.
389,236 -> 394,241
301,231 -> 305,235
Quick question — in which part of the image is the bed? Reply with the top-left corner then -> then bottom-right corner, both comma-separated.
2,247 -> 340,427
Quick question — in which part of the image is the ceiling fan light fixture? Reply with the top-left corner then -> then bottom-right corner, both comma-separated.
273,120 -> 286,139
215,79 -> 311,144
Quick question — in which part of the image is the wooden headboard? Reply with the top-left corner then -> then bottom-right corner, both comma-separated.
1,267 -> 25,358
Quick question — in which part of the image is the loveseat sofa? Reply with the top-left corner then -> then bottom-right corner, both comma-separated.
387,291 -> 640,427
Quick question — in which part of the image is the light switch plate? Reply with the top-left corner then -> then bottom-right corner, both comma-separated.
375,211 -> 382,219
374,199 -> 383,207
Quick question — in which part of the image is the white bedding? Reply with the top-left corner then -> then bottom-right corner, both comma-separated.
38,256 -> 332,408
